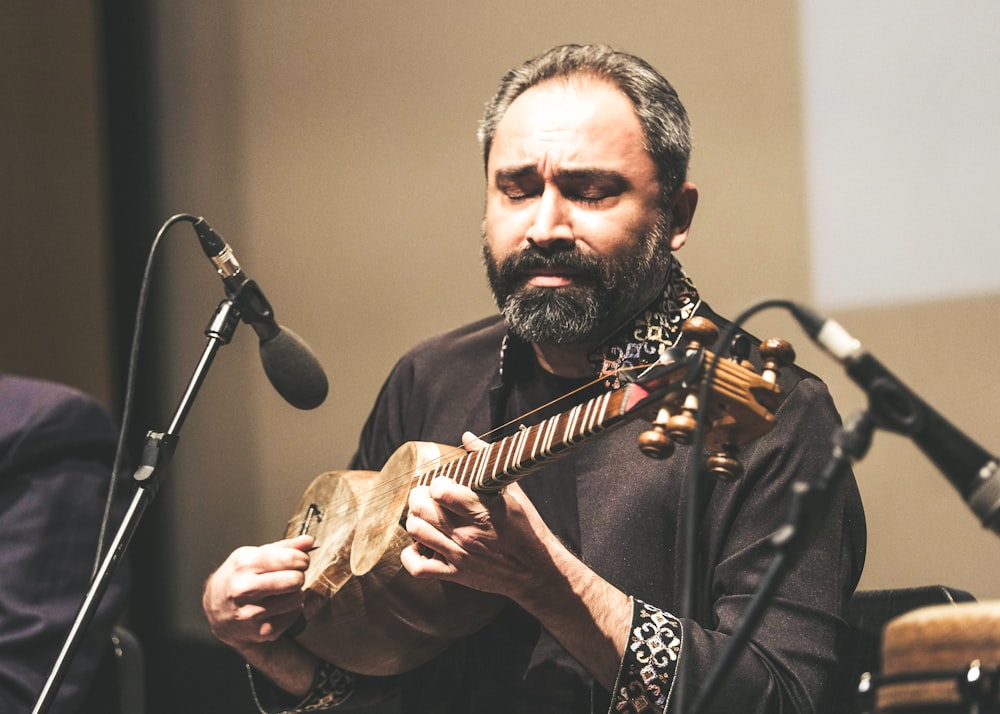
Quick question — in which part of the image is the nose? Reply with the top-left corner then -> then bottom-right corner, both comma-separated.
525,184 -> 574,249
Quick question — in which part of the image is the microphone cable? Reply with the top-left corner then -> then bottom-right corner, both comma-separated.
91,213 -> 200,578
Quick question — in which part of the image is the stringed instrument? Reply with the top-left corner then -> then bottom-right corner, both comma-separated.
284,317 -> 795,675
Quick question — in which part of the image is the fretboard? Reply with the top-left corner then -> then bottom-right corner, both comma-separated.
415,380 -> 656,493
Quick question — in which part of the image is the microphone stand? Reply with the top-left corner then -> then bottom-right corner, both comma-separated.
686,408 -> 875,714
32,298 -> 242,714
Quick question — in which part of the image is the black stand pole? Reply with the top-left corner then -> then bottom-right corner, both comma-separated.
31,299 -> 241,714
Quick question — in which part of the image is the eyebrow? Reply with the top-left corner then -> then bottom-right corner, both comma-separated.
493,165 -> 541,183
494,165 -> 631,189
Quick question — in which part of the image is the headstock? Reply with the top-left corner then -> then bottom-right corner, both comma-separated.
636,316 -> 794,480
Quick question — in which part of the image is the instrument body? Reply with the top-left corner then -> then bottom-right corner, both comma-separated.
286,324 -> 791,675
292,445 -> 507,676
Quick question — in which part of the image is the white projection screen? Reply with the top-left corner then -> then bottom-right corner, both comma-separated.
800,0 -> 1000,310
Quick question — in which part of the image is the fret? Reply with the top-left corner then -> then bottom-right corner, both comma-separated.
473,440 -> 490,490
495,433 -> 512,480
581,395 -> 598,436
575,397 -> 597,443
513,424 -> 530,474
563,402 -> 581,445
590,393 -> 607,437
436,458 -> 453,484
465,445 -> 478,489
532,418 -> 546,461
461,446 -> 476,488
540,413 -> 557,458
444,457 -> 456,483
526,422 -> 539,467
487,439 -> 503,481
584,399 -> 596,436
467,444 -> 483,489
455,454 -> 468,485
497,430 -> 511,476
533,418 -> 546,461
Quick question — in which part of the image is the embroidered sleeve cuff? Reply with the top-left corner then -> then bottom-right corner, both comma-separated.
609,597 -> 683,714
247,659 -> 356,713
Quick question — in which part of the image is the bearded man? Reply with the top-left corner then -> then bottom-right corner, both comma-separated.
203,44 -> 866,714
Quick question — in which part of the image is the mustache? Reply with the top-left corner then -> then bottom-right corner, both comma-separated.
494,246 -> 606,282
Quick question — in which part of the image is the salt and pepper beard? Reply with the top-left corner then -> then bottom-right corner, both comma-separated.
483,214 -> 674,346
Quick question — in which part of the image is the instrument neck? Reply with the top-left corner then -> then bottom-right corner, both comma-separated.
418,381 -> 651,493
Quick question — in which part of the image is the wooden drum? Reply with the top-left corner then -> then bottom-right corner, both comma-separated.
867,601 -> 1000,712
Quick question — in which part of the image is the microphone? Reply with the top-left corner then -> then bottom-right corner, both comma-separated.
789,303 -> 1000,535
193,218 -> 329,410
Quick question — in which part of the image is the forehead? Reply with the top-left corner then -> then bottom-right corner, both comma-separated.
487,76 -> 653,176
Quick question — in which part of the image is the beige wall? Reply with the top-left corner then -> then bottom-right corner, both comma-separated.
2,2 -> 114,405
9,1 -> 999,644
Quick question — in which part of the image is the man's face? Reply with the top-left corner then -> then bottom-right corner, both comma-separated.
483,76 -> 677,346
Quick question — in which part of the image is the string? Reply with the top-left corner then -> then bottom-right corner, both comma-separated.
294,347 -> 772,589
290,362 -> 660,535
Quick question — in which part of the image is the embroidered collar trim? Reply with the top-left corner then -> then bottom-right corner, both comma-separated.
591,257 -> 701,386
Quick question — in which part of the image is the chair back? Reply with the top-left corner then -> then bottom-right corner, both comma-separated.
80,625 -> 145,714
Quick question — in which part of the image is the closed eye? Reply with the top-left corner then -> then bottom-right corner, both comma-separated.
494,170 -> 543,201
492,166 -> 631,205
558,170 -> 630,205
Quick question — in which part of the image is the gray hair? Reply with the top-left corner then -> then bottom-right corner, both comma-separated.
478,44 -> 692,207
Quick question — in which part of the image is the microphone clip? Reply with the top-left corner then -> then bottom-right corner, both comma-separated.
223,276 -> 281,343
845,353 -> 925,438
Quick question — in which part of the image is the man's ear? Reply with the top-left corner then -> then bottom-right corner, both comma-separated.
668,182 -> 698,251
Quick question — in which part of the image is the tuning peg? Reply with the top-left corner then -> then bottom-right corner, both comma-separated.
728,333 -> 755,370
638,408 -> 675,459
666,393 -> 699,445
759,338 -> 795,384
706,446 -> 743,481
635,318 -> 789,479
681,316 -> 719,350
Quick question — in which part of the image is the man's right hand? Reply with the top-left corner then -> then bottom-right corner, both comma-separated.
202,534 -> 315,652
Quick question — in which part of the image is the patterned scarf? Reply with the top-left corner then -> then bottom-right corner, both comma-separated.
589,256 -> 700,387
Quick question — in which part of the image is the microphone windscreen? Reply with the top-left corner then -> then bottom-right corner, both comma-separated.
258,326 -> 329,409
